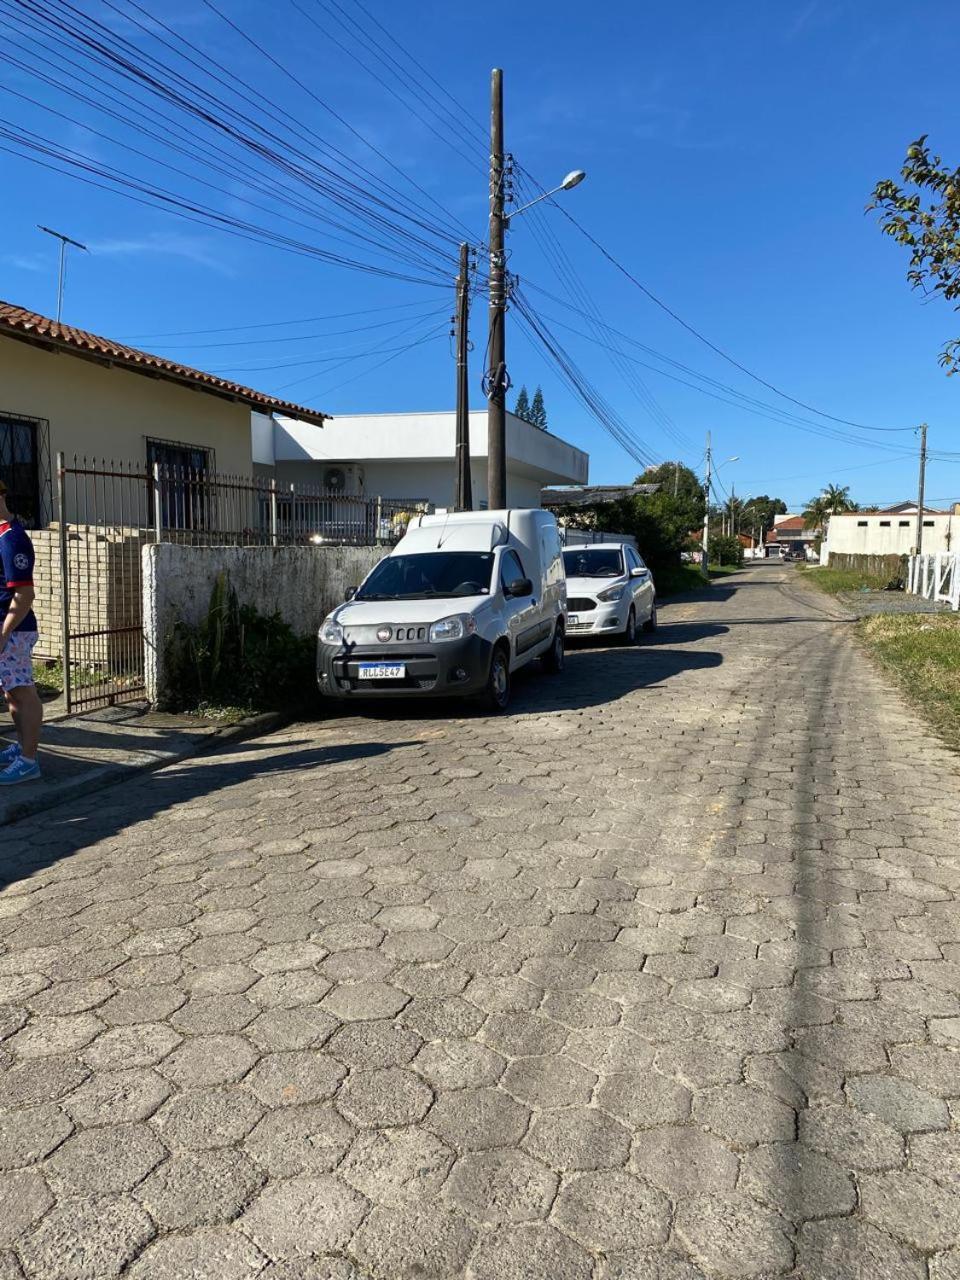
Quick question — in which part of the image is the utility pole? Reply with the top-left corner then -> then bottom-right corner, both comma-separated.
38,225 -> 88,323
673,461 -> 680,497
702,431 -> 712,577
486,68 -> 508,511
453,242 -> 473,511
915,423 -> 928,556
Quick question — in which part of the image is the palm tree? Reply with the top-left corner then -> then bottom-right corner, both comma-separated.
803,495 -> 829,533
823,483 -> 855,515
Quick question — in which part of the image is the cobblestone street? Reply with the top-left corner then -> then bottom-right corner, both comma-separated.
2,562 -> 960,1280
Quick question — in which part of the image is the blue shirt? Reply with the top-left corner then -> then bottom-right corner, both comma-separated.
0,521 -> 37,634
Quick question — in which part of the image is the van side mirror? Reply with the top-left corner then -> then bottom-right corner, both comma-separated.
630,566 -> 645,577
344,587 -> 356,601
507,577 -> 534,598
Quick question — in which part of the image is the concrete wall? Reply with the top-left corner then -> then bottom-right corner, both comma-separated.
824,512 -> 956,559
272,458 -> 544,510
1,337 -> 254,522
143,543 -> 386,704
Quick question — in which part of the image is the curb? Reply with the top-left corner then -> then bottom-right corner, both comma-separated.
0,710 -> 284,829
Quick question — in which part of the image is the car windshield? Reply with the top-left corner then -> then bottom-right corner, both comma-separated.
562,547 -> 624,578
356,551 -> 494,601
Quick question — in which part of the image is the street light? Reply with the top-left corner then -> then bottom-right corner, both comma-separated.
504,170 -> 587,226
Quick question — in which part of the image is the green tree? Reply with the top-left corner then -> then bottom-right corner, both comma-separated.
636,461 -> 704,507
869,137 -> 960,373
803,495 -> 829,533
514,385 -> 531,421
530,386 -> 547,429
823,483 -> 856,514
740,494 -> 787,535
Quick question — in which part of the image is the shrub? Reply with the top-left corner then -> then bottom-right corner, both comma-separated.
165,572 -> 314,712
709,535 -> 744,567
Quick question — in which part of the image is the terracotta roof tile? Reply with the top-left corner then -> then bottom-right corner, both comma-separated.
0,301 -> 327,425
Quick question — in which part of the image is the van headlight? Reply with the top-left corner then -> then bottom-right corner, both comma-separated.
597,583 -> 626,602
320,617 -> 344,645
429,615 -> 477,643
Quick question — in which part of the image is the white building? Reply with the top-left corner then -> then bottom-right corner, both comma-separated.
820,503 -> 959,563
253,409 -> 588,509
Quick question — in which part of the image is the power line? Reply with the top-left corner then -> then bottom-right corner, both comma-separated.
118,298 -> 438,340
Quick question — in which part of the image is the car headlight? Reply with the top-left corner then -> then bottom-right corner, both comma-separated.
597,583 -> 626,602
320,617 -> 344,645
429,615 -> 477,643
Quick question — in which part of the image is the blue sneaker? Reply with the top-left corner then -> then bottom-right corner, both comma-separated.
0,741 -> 20,765
0,756 -> 40,785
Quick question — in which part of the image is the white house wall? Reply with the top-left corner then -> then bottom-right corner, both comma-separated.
824,513 -> 956,559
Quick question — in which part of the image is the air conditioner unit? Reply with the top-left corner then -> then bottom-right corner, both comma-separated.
321,464 -> 364,494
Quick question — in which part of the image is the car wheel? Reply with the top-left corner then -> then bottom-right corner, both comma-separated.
542,623 -> 565,673
621,608 -> 637,645
643,603 -> 658,633
481,644 -> 511,712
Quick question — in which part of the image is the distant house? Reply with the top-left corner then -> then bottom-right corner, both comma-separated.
764,514 -> 817,557
260,409 -> 589,508
0,300 -> 326,528
821,503 -> 959,564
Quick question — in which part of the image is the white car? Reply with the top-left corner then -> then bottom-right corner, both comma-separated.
563,543 -> 657,643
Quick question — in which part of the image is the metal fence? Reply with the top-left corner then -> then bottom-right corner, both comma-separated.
54,454 -> 429,712
907,552 -> 960,611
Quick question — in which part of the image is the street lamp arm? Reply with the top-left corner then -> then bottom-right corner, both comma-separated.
505,170 -> 586,225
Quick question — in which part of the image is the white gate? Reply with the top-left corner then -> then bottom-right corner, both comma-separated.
907,553 -> 960,610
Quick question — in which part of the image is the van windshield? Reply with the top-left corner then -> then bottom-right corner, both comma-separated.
356,552 -> 495,601
563,547 -> 624,578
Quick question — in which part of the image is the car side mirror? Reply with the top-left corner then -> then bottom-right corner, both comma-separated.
630,566 -> 645,577
344,587 -> 356,601
507,577 -> 534,598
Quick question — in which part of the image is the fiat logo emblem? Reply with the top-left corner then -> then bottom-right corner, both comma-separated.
377,627 -> 392,643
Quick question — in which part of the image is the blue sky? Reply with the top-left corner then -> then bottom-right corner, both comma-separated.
1,0 -> 958,509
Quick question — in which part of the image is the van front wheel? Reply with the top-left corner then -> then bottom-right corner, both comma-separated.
542,623 -> 565,673
480,644 -> 511,712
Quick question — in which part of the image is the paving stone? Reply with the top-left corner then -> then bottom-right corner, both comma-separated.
444,1149 -> 557,1224
137,1148 -> 263,1229
413,1039 -> 506,1089
848,1073 -> 950,1132
244,1103 -> 355,1176
597,1072 -> 692,1129
800,1104 -> 906,1171
238,1175 -> 367,1257
341,1127 -> 453,1206
351,1204 -> 476,1280
552,1169 -> 670,1250
427,1086 -> 529,1150
5,1013 -> 103,1058
693,1084 -> 796,1147
64,1069 -> 171,1127
320,981 -> 408,1021
599,1249 -> 708,1279
0,1103 -> 73,1169
44,1121 -> 166,1196
910,1130 -> 960,1190
152,1086 -> 264,1150
169,994 -> 258,1035
244,1051 -> 344,1108
0,1169 -> 52,1246
82,1023 -> 181,1070
502,1054 -> 596,1108
674,1192 -> 794,1277
159,1034 -> 260,1088
99,986 -> 185,1026
336,1066 -> 433,1127
125,1228 -> 268,1280
630,1125 -> 740,1196
248,971 -> 333,1008
326,1018 -> 421,1068
931,1252 -> 960,1280
861,1170 -> 960,1250
480,1012 -> 568,1057
17,1194 -> 156,1279
466,1222 -> 592,1280
740,1142 -> 856,1220
245,1006 -> 338,1052
798,1218 -> 927,1280
653,1041 -> 743,1089
523,1106 -> 630,1170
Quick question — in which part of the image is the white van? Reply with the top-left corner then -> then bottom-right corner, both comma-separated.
317,509 -> 566,711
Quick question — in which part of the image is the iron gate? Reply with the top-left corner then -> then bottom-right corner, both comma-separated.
56,454 -> 429,713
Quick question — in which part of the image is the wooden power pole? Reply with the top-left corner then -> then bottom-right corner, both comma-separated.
486,68 -> 507,511
915,422 -> 928,556
453,242 -> 472,511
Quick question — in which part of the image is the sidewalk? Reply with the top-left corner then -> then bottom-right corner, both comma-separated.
0,702 -> 279,827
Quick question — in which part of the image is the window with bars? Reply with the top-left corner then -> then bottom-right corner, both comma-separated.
146,437 -> 214,530
0,413 -> 47,528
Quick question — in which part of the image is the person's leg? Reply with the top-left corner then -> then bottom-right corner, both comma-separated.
7,685 -> 42,760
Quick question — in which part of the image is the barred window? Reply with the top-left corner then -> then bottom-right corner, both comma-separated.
0,412 -> 49,528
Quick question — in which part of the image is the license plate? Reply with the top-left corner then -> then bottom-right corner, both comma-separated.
357,663 -> 405,679
568,614 -> 579,626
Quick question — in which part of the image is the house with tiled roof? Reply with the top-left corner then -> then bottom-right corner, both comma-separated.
0,300 -> 326,528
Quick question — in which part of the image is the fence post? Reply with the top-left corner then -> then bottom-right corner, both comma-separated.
375,496 -> 383,544
55,452 -> 73,713
152,463 -> 163,543
269,478 -> 278,547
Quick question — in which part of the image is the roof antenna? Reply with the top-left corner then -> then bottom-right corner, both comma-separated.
38,225 -> 88,323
